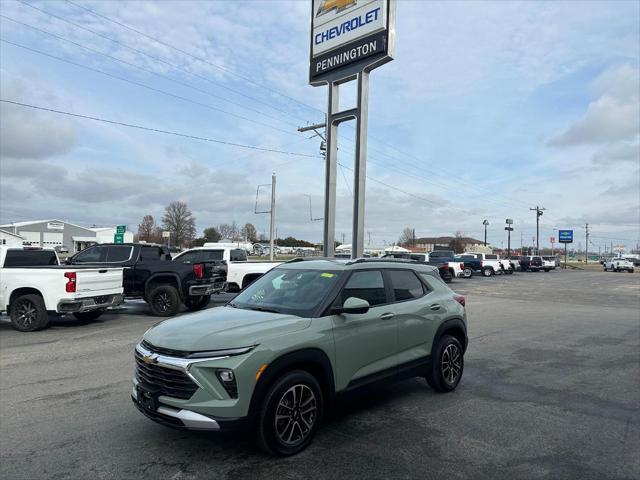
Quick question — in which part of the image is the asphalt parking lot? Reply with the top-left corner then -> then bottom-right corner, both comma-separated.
1,270 -> 638,480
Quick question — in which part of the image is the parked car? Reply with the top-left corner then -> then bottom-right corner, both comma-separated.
381,252 -> 457,282
603,257 -> 634,272
174,246 -> 280,292
424,251 -> 467,278
541,257 -> 556,271
66,243 -> 227,316
132,258 -> 467,456
460,253 -> 503,277
623,256 -> 640,267
520,256 -> 544,272
0,246 -> 124,331
506,256 -> 521,271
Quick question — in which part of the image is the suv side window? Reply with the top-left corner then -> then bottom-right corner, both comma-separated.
341,270 -> 387,306
73,245 -> 107,263
176,251 -> 201,263
201,250 -> 224,261
140,247 -> 163,261
230,249 -> 247,262
388,270 -> 425,301
106,246 -> 132,262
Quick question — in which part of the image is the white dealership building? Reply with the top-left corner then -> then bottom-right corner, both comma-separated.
0,219 -> 134,252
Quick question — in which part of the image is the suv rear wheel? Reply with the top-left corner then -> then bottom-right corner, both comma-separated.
426,335 -> 464,392
257,370 -> 323,456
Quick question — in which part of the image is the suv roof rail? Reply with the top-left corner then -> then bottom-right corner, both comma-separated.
346,258 -> 419,265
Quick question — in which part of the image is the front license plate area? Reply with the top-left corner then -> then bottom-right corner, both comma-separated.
137,385 -> 159,411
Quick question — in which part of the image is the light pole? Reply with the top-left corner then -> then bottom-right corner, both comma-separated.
483,219 -> 489,246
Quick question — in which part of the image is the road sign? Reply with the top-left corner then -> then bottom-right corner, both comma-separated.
558,230 -> 573,243
116,225 -> 126,234
550,236 -> 555,243
162,231 -> 170,238
113,233 -> 124,244
309,0 -> 395,84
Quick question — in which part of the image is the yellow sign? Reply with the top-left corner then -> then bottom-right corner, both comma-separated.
316,0 -> 358,17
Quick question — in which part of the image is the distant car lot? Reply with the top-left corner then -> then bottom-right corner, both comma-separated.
1,270 -> 638,479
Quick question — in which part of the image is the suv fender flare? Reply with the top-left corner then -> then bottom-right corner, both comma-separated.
145,273 -> 183,298
248,348 -> 335,420
432,318 -> 468,354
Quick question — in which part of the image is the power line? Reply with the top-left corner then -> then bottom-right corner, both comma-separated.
16,0 -> 307,120
63,0 -> 320,115
0,14 -> 299,128
0,39 -> 300,138
0,99 -> 321,158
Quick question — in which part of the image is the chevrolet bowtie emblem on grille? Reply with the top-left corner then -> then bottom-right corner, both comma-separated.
316,0 -> 358,17
142,354 -> 157,365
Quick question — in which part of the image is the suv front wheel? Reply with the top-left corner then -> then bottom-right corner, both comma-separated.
426,335 -> 464,392
257,370 -> 323,456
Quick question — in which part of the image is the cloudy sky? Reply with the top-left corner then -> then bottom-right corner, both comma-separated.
0,0 -> 638,249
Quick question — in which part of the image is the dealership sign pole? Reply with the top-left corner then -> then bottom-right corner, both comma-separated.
558,229 -> 573,269
309,0 -> 396,258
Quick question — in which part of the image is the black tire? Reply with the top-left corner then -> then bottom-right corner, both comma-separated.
507,268 -> 514,275
630,269 -> 634,273
72,309 -> 105,322
10,294 -> 49,332
185,294 -> 211,311
463,267 -> 472,278
544,269 -> 550,272
482,267 -> 493,277
425,334 -> 464,393
257,370 -> 323,456
148,285 -> 180,317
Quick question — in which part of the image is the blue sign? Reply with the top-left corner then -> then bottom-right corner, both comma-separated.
558,230 -> 573,243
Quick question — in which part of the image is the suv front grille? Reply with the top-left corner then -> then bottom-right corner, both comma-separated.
134,350 -> 198,400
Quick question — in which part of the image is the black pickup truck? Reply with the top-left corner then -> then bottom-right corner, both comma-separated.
381,252 -> 453,283
66,243 -> 227,316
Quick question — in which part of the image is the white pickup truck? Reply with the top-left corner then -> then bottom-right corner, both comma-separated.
0,246 -> 124,332
465,253 -> 505,276
603,257 -> 635,273
173,246 -> 281,292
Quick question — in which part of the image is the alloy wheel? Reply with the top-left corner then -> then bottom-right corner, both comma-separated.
153,292 -> 172,313
441,344 -> 462,384
15,299 -> 37,329
274,384 -> 317,447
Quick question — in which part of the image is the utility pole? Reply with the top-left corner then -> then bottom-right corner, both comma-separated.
530,206 -> 546,254
483,219 -> 489,246
584,223 -> 589,264
269,174 -> 276,262
412,228 -> 416,248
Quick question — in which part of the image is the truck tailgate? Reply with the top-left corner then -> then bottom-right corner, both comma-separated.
75,268 -> 124,294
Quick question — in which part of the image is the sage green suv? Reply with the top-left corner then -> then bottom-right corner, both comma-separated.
132,258 -> 468,456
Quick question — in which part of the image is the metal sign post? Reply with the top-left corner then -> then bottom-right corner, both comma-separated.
309,0 -> 396,259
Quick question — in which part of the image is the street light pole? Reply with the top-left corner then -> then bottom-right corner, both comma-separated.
483,219 -> 489,247
505,219 -> 513,258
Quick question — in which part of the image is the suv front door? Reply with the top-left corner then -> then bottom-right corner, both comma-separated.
331,269 -> 397,390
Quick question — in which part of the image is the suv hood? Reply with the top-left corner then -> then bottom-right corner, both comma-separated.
143,306 -> 311,352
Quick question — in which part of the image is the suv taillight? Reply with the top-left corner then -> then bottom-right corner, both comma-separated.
480,261 -> 484,267
454,294 -> 465,307
193,263 -> 204,279
459,263 -> 464,270
64,272 -> 76,293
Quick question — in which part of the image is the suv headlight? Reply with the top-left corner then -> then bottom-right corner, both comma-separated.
216,369 -> 238,398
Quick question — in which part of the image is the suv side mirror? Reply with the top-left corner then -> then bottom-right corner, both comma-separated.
333,297 -> 370,315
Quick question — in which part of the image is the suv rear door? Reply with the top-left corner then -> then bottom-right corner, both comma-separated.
331,269 -> 397,389
387,269 -> 438,368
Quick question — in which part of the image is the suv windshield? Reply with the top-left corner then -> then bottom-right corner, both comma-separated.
230,268 -> 341,317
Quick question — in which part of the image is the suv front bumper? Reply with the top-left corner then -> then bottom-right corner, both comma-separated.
57,294 -> 123,313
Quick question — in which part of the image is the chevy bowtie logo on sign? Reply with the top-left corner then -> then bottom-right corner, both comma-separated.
316,0 -> 358,17
309,0 -> 395,84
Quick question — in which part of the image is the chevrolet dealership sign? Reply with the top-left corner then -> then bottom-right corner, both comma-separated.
310,0 -> 395,83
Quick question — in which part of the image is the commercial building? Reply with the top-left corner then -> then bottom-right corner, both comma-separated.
0,229 -> 25,247
414,236 -> 491,253
0,219 -> 134,252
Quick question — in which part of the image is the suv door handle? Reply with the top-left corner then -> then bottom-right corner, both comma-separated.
380,312 -> 395,320
430,304 -> 441,311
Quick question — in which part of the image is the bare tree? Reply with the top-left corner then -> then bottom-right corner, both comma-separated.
218,223 -> 234,240
241,223 -> 258,243
448,231 -> 466,254
398,227 -> 414,246
137,215 -> 155,242
162,201 -> 196,247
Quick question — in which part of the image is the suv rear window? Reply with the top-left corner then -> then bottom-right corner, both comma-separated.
388,270 -> 425,301
485,255 -> 498,260
4,249 -> 58,267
